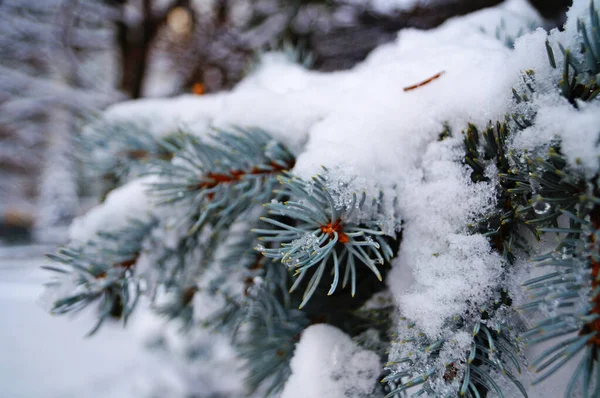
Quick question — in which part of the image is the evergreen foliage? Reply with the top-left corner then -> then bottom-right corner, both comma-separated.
256,173 -> 396,308
384,317 -> 525,398
519,151 -> 599,396
384,120 -> 528,398
464,134 -> 598,397
81,120 -> 174,188
41,2 -> 600,397
383,3 -> 600,396
43,217 -> 158,335
545,1 -> 600,104
476,7 -> 600,393
517,4 -> 600,394
44,125 -> 400,396
464,121 -> 529,263
215,257 -> 310,396
481,18 -> 537,49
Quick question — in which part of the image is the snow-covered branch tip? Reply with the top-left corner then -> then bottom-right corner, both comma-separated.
463,121 -> 532,264
545,1 -> 600,104
254,172 -> 398,309
384,318 -> 525,398
41,218 -> 158,335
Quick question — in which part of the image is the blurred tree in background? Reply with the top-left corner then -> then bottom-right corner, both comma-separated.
0,0 -> 120,243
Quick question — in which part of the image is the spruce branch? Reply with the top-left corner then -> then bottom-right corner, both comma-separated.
509,69 -> 537,130
42,217 -> 158,335
463,121 -> 532,264
138,128 -> 294,300
80,119 -> 175,186
237,274 -> 309,397
464,122 -> 588,254
154,285 -> 198,328
255,172 -> 397,308
148,221 -> 238,315
149,128 -> 295,236
545,2 -> 600,104
208,255 -> 310,397
384,316 -> 525,398
506,145 -> 587,227
521,165 -> 600,396
383,117 -> 542,398
461,82 -> 598,396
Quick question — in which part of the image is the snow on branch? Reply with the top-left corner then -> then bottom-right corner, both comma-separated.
39,0 -> 600,397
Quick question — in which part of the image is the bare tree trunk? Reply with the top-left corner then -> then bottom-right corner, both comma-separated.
35,103 -> 79,243
113,0 -> 191,98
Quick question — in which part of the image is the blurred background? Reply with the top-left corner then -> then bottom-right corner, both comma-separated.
0,0 -> 572,397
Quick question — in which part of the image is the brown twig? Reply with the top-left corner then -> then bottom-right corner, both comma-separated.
193,161 -> 294,192
403,71 -> 445,92
320,219 -> 349,244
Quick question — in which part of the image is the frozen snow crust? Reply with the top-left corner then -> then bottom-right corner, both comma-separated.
68,0 -> 600,396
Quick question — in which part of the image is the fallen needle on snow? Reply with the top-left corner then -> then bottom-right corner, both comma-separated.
403,71 -> 445,92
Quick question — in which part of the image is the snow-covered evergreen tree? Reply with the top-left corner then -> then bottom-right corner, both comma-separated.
42,0 -> 600,397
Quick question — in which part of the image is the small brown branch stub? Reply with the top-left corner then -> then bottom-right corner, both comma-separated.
193,160 -> 294,192
321,219 -> 349,244
403,71 -> 445,92
94,254 -> 139,279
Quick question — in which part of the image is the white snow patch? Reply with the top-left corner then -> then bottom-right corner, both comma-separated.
387,139 -> 499,336
397,234 -> 503,335
514,100 -> 600,176
281,324 -> 381,398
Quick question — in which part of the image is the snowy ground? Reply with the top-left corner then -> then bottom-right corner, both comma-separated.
0,246 -> 164,398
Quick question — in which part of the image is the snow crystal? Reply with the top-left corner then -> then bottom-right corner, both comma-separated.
317,165 -> 368,212
289,233 -> 321,256
512,100 -> 600,177
281,324 -> 381,398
